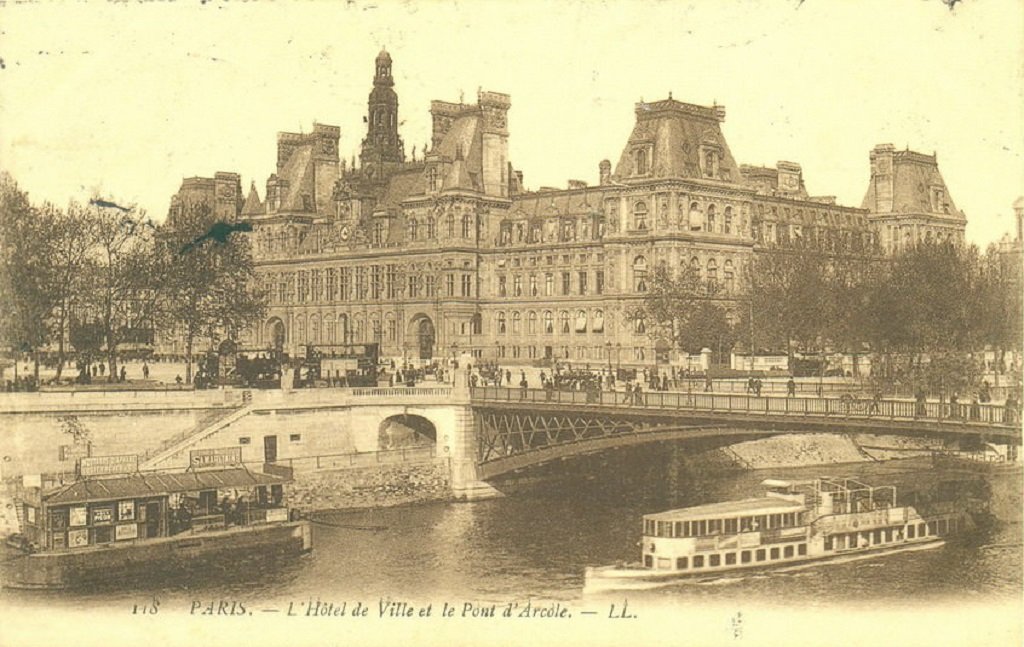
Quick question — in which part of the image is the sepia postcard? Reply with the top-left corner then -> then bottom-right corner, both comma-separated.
0,1 -> 1021,646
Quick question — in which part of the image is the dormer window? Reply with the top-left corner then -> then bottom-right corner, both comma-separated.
700,145 -> 721,179
634,146 -> 652,176
427,167 -> 439,192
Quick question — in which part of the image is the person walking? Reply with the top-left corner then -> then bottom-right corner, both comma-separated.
622,382 -> 633,404
119,365 -> 127,383
787,377 -> 796,397
142,362 -> 150,379
519,375 -> 528,401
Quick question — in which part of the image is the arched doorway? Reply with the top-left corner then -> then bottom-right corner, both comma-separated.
265,318 -> 286,351
378,415 -> 437,450
408,315 -> 435,360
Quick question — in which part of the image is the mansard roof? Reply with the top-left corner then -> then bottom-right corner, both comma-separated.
511,187 -> 605,219
861,146 -> 965,220
613,98 -> 740,182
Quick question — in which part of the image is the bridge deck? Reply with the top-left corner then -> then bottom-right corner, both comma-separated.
470,387 -> 1021,441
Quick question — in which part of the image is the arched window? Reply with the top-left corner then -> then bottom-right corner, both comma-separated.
528,311 -> 538,334
633,201 -> 649,230
634,315 -> 646,335
545,273 -> 554,296
426,216 -> 436,239
592,309 -> 605,333
707,259 -> 718,291
560,310 -> 571,334
633,255 -> 648,292
636,149 -> 648,175
446,213 -> 455,237
309,315 -> 320,343
575,310 -> 587,333
706,205 -> 717,233
544,311 -> 554,334
497,312 -> 507,335
724,206 -> 733,234
339,314 -> 349,344
408,218 -> 419,241
512,312 -> 521,334
462,214 -> 473,238
471,313 -> 482,335
724,260 -> 734,293
529,274 -> 538,296
690,256 -> 701,279
689,201 -> 703,232
513,275 -> 522,297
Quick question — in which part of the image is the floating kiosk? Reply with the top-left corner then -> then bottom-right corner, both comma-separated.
3,448 -> 311,590
584,477 -> 965,592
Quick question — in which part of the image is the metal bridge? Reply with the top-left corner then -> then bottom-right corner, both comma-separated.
469,387 -> 1021,480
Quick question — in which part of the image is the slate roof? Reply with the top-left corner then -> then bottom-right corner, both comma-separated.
241,183 -> 264,216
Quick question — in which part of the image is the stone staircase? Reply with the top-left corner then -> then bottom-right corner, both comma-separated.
140,404 -> 254,470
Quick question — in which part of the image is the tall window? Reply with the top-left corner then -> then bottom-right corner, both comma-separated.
497,312 -> 507,334
427,167 -> 439,192
544,311 -> 554,334
578,271 -> 588,295
724,260 -> 734,293
634,315 -> 647,335
373,222 -> 386,245
387,318 -> 397,342
297,271 -> 309,303
706,205 -> 717,233
462,214 -> 473,238
707,259 -> 718,291
371,265 -> 383,300
633,201 -> 649,230
561,272 -> 571,295
512,312 -> 521,334
560,311 -> 571,334
545,273 -> 554,296
636,148 -> 648,175
426,217 -> 436,239
408,218 -> 419,241
595,270 -> 604,295
326,269 -> 337,302
690,257 -> 701,280
633,256 -> 648,292
724,206 -> 733,234
408,274 -> 421,298
528,311 -> 538,334
425,275 -> 437,297
498,275 -> 507,297
446,273 -> 455,297
575,310 -> 587,333
340,267 -> 351,300
529,274 -> 538,296
461,274 -> 472,297
386,265 -> 398,299
513,275 -> 522,297
446,213 -> 455,237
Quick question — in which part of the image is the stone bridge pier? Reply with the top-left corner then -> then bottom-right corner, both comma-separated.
448,368 -> 503,501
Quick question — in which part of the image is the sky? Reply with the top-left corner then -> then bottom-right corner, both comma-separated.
0,0 -> 1021,247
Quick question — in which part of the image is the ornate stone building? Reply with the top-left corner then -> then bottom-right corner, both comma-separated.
170,49 -> 968,367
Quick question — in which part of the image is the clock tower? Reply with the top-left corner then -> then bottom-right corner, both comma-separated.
359,48 -> 405,173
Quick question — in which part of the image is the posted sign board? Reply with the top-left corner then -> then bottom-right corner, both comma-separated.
77,454 -> 138,478
189,447 -> 243,470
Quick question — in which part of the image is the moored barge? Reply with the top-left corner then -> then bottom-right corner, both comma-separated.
2,450 -> 311,590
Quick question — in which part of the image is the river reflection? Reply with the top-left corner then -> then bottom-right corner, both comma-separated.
2,454 -> 1020,612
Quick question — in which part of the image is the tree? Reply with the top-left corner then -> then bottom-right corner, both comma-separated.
84,200 -> 167,381
159,201 -> 268,384
0,173 -> 63,382
747,248 -> 831,360
641,264 -> 736,359
48,201 -> 99,379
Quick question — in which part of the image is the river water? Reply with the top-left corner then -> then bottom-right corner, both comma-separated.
3,452 -> 1020,615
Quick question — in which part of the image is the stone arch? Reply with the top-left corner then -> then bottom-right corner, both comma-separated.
378,414 -> 437,450
265,317 -> 286,351
407,313 -> 436,360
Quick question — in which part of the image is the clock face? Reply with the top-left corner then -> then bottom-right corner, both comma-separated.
340,226 -> 350,241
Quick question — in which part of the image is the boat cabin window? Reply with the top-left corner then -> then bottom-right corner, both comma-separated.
907,524 -> 916,539
644,555 -> 652,567
709,554 -> 721,567
770,547 -> 780,560
783,545 -> 794,558
754,549 -> 765,561
676,557 -> 688,569
824,536 -> 833,551
693,555 -> 704,568
708,519 -> 721,534
798,543 -> 807,556
725,553 -> 737,565
724,518 -> 737,534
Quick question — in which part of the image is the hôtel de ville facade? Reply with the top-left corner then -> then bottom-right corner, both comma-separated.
169,49 -> 966,367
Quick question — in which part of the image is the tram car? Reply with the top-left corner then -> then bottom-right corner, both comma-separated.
297,343 -> 380,388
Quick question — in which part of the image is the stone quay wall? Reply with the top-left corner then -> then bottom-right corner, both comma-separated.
287,459 -> 452,512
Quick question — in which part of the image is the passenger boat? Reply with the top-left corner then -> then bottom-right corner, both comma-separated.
2,451 -> 312,590
584,477 -> 964,592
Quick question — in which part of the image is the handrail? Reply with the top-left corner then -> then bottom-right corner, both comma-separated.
467,386 -> 1020,429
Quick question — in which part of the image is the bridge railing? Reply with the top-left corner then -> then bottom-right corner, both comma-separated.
469,387 -> 1020,428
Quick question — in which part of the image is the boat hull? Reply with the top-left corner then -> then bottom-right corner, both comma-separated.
584,537 -> 945,593
2,520 -> 311,591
